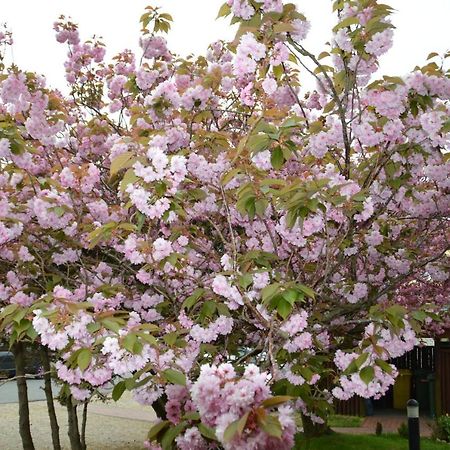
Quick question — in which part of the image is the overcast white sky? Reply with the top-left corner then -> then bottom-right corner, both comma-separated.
3,1 -> 450,91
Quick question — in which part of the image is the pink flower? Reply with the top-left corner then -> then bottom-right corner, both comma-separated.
152,238 -> 173,262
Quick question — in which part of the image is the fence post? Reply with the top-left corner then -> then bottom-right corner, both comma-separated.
407,399 -> 420,450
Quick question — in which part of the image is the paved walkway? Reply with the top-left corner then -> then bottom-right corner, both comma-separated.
333,414 -> 434,437
0,399 -> 152,450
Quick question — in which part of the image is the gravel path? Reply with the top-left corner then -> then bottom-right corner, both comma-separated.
0,393 -> 156,450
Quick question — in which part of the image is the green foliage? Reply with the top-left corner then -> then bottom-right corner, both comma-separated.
163,368 -> 187,386
397,421 -> 408,439
77,348 -> 92,371
433,415 -> 450,442
140,6 -> 172,34
112,381 -> 127,401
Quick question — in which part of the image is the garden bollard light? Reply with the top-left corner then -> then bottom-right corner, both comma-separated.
407,399 -> 420,450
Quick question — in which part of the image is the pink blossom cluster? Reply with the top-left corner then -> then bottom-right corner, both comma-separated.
233,33 -> 266,78
190,363 -> 296,449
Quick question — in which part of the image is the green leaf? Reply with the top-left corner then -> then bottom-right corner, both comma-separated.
297,284 -> 315,299
299,366 -> 314,382
137,332 -> 157,346
333,16 -> 359,32
9,138 -> 24,155
110,151 -> 134,176
182,288 -> 205,310
333,0 -> 345,12
354,352 -> 369,370
282,289 -> 298,304
118,222 -> 136,232
216,303 -> 230,317
375,358 -> 393,375
245,197 -> 256,220
261,283 -> 280,302
221,168 -> 241,186
360,366 -> 375,385
255,198 -> 268,218
334,70 -> 346,93
217,2 -> 231,19
273,23 -> 295,33
365,18 -> 394,35
383,75 -> 405,85
237,411 -> 250,435
120,168 -> 140,192
411,310 -> 427,322
148,420 -> 170,441
13,309 -> 27,324
53,206 -> 66,218
159,13 -> 173,21
15,319 -> 31,336
197,423 -> 217,440
161,422 -> 187,450
386,304 -> 406,318
87,222 -> 118,248
344,352 -> 369,375
223,419 -> 240,443
163,332 -> 178,346
200,301 -> 216,319
271,146 -> 285,169
441,120 -> 450,134
323,100 -> 336,114
0,303 -> 19,319
122,333 -> 137,353
309,120 -> 324,134
248,133 -> 270,153
26,327 -> 38,341
112,381 -> 126,401
277,298 -> 293,319
259,414 -> 283,438
238,273 -> 253,290
102,318 -> 121,333
281,117 -> 302,128
261,395 -> 293,408
183,411 -> 200,420
163,369 -> 186,386
77,348 -> 92,371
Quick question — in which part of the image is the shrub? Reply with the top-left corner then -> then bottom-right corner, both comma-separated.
398,421 -> 408,439
375,422 -> 383,436
433,415 -> 450,442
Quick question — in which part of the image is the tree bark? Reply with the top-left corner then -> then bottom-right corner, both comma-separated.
12,342 -> 35,450
66,395 -> 82,450
152,395 -> 167,420
39,346 -> 61,450
301,413 -> 334,438
80,402 -> 88,450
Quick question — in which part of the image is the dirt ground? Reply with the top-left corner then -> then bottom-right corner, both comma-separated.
0,393 -> 156,450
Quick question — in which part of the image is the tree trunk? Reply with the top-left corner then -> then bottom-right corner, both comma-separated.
39,346 -> 61,450
12,342 -> 35,450
80,402 -> 88,450
152,395 -> 167,420
301,413 -> 334,438
66,396 -> 82,450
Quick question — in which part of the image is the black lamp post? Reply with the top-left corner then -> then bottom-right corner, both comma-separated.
407,399 -> 420,450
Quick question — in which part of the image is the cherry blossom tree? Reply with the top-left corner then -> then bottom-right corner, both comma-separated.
0,0 -> 449,449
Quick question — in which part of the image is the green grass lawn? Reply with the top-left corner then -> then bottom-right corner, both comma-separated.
294,433 -> 448,450
328,415 -> 364,427
295,414 -> 364,429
